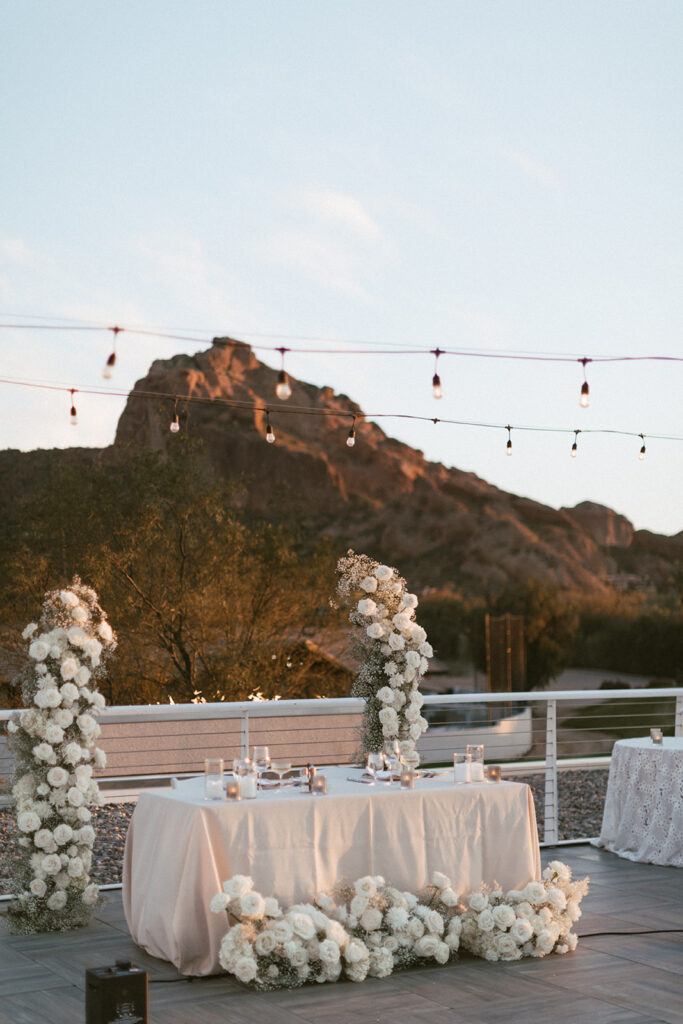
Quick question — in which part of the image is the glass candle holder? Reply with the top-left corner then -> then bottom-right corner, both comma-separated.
650,728 -> 663,745
204,758 -> 224,801
235,758 -> 258,799
486,765 -> 502,783
400,767 -> 416,790
311,775 -> 327,795
453,752 -> 471,783
467,744 -> 485,782
225,779 -> 241,800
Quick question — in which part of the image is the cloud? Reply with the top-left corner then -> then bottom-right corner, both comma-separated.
500,148 -> 560,191
262,231 -> 370,299
298,188 -> 382,241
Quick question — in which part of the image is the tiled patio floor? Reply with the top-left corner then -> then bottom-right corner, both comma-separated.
1,845 -> 681,1024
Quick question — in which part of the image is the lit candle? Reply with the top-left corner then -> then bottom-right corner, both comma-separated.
225,780 -> 241,800
650,729 -> 663,745
486,765 -> 502,783
312,775 -> 327,795
400,768 -> 416,790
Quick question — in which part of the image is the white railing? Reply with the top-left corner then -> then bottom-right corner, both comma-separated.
1,688 -> 681,847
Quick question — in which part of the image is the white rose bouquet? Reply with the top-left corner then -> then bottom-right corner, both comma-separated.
213,861 -> 587,990
6,578 -> 116,933
336,551 -> 432,762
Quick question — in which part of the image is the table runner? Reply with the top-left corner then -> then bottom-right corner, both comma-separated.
123,768 -> 541,975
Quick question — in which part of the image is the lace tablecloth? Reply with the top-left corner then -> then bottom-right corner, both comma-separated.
595,737 -> 683,867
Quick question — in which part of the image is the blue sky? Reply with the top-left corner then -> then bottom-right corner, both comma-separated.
1,1 -> 681,535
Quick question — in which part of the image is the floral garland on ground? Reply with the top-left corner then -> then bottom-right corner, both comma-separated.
6,579 -> 116,933
211,861 -> 589,989
336,551 -> 432,762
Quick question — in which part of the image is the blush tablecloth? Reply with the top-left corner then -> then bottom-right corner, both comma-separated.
594,736 -> 683,867
123,768 -> 541,975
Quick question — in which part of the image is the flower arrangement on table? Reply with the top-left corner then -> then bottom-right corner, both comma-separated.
6,578 -> 116,933
336,551 -> 432,763
211,861 -> 588,989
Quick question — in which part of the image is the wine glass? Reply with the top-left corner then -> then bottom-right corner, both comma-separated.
402,748 -> 420,772
383,739 -> 401,779
271,758 -> 292,786
366,752 -> 384,780
253,746 -> 271,774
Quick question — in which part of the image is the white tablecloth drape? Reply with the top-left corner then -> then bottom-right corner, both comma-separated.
595,737 -> 683,867
123,768 -> 540,975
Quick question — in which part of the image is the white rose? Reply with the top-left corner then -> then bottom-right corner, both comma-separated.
378,708 -> 399,734
535,929 -> 556,954
77,806 -> 92,822
7,719 -> 19,734
30,878 -> 47,897
64,743 -> 83,766
404,650 -> 421,668
75,666 -> 91,686
82,883 -> 99,906
510,918 -> 534,944
492,904 -> 516,930
360,907 -> 383,932
32,743 -> 54,762
84,637 -> 102,663
469,891 -> 489,913
522,881 -> 546,904
440,887 -> 459,907
94,748 -> 107,769
60,657 -> 79,681
388,633 -> 405,651
344,938 -> 369,964
419,641 -> 434,658
400,593 -> 418,609
288,912 -> 315,941
98,620 -> 114,643
254,930 -> 278,956
409,624 -> 427,644
431,870 -> 451,890
44,724 -> 64,745
233,957 -> 258,984
67,856 -> 85,878
271,918 -> 293,943
29,640 -> 49,662
53,709 -> 73,728
67,786 -> 84,807
67,626 -> 87,648
477,910 -> 495,932
77,713 -> 98,738
392,612 -> 412,632
366,623 -> 383,639
60,682 -> 79,703
46,890 -> 67,911
42,854 -> 62,875
409,722 -> 423,740
376,686 -> 395,704
53,824 -> 74,846
415,933 -> 440,957
239,892 -> 266,919
546,887 -> 567,911
357,598 -> 377,616
47,767 -> 69,787
22,622 -> 38,639
71,606 -> 88,624
360,576 -> 378,593
60,591 -> 79,608
425,909 -> 444,934
18,811 -> 41,833
405,704 -> 420,723
77,825 -> 96,846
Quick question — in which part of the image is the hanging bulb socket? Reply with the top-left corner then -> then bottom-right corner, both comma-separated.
431,348 -> 443,399
102,326 -> 121,379
346,419 -> 356,448
69,389 -> 78,426
170,397 -> 180,433
506,426 -> 512,456
275,348 -> 292,400
265,410 -> 275,444
579,358 -> 591,408
638,434 -> 646,461
570,429 -> 580,458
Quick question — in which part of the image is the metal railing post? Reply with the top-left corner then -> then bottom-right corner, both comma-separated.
544,699 -> 558,844
240,709 -> 249,758
675,695 -> 683,737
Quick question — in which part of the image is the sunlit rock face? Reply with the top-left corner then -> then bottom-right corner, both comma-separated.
561,502 -> 634,549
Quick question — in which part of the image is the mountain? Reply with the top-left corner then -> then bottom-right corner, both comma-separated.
110,338 -> 682,593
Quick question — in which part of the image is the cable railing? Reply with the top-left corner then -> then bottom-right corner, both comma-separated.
1,688 -> 681,846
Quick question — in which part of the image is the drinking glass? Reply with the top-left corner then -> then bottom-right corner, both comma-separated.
271,758 -> 293,785
453,752 -> 471,784
402,748 -> 420,771
235,758 -> 258,799
204,758 -> 224,800
366,752 -> 384,780
467,744 -> 485,782
253,746 -> 271,773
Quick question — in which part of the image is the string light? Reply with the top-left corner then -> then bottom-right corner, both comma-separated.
346,417 -> 356,448
571,429 -> 580,457
265,410 -> 275,444
638,434 -> 646,461
169,397 -> 180,433
275,347 -> 292,401
102,326 -> 121,379
579,358 -> 591,408
431,348 -> 443,399
506,425 -> 512,456
69,389 -> 78,426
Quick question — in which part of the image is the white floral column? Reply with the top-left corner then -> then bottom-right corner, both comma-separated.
6,578 -> 116,932
336,551 -> 432,762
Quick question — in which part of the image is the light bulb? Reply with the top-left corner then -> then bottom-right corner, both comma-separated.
102,352 -> 116,379
571,443 -> 577,458
70,406 -> 78,426
506,440 -> 512,456
170,416 -> 180,433
580,381 -> 590,408
275,370 -> 292,401
432,373 -> 443,399
638,445 -> 646,461
266,418 -> 275,443
346,425 -> 356,448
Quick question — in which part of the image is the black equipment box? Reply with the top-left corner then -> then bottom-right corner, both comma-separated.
85,960 -> 148,1024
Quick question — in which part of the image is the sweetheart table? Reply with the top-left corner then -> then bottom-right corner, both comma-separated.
122,767 -> 541,975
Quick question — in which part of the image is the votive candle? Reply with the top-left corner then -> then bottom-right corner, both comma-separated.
312,775 -> 327,795
225,780 -> 241,800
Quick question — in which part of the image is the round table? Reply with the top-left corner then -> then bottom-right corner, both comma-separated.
595,736 -> 683,867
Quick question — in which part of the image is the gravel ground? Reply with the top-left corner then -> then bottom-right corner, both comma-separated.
0,770 -> 609,891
